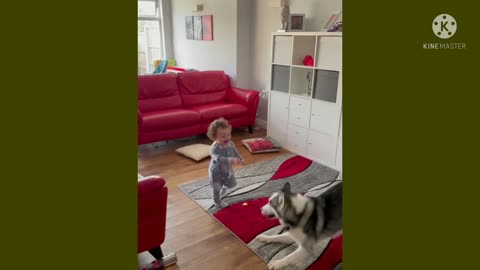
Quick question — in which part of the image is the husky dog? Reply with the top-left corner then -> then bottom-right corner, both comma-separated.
257,182 -> 342,270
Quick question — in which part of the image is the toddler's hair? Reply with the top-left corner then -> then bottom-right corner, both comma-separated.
207,117 -> 231,141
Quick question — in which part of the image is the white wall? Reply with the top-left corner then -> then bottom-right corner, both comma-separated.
171,0 -> 238,82
290,0 -> 342,32
236,0 -> 253,88
249,0 -> 342,122
160,0 -> 174,58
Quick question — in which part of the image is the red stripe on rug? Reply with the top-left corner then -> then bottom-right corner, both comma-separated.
213,197 -> 280,243
307,233 -> 342,270
271,155 -> 313,180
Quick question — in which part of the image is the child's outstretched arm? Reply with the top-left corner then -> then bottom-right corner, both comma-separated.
230,142 -> 246,165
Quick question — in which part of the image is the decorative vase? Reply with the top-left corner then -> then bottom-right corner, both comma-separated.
279,3 -> 290,32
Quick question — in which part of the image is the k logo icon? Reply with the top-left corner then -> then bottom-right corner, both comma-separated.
432,14 -> 457,39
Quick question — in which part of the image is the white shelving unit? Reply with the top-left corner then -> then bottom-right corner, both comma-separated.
267,32 -> 342,170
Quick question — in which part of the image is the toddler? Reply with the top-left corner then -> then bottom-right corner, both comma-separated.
207,118 -> 245,208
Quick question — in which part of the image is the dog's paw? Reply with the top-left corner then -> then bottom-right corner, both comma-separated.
255,234 -> 270,243
268,259 -> 287,270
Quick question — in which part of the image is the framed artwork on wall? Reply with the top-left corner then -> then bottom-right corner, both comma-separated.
289,14 -> 305,31
185,16 -> 193,39
193,16 -> 203,40
202,15 -> 213,41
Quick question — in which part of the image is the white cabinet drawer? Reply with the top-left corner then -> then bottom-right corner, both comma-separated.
289,110 -> 309,127
287,139 -> 307,153
288,139 -> 307,153
289,96 -> 311,114
307,130 -> 336,166
288,124 -> 307,141
270,91 -> 290,110
287,124 -> 307,153
269,92 -> 290,134
289,96 -> 310,127
310,100 -> 341,135
268,127 -> 287,147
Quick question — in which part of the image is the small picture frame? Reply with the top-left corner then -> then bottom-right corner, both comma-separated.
323,11 -> 342,31
289,14 -> 305,31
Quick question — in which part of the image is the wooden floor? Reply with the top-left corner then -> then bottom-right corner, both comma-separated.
138,128 -> 290,270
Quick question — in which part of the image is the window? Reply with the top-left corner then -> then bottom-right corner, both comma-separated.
138,0 -> 164,74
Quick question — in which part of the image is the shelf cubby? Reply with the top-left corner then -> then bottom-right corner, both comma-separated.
316,36 -> 342,71
290,66 -> 314,97
292,36 -> 316,66
272,36 -> 293,65
271,64 -> 291,93
312,69 -> 339,103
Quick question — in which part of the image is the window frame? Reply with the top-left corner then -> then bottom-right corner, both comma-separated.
138,0 -> 164,74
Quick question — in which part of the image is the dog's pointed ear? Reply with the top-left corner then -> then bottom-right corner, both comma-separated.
282,182 -> 291,193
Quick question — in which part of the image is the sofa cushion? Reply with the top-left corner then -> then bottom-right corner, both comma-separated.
138,73 -> 182,112
190,103 -> 249,122
176,144 -> 211,161
177,71 -> 228,107
141,109 -> 200,131
241,136 -> 281,153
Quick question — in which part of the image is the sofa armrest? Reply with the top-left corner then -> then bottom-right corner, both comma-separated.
138,110 -> 144,129
227,87 -> 259,106
138,110 -> 144,145
138,176 -> 168,253
138,176 -> 166,194
227,87 -> 260,126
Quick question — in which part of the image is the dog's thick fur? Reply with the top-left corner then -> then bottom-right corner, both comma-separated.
257,182 -> 342,270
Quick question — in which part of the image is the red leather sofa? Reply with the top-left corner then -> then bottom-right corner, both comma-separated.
138,176 -> 168,256
138,71 -> 260,145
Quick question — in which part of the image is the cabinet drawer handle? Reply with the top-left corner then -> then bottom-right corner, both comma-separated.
298,104 -> 302,106
297,117 -> 300,119
312,113 -> 316,116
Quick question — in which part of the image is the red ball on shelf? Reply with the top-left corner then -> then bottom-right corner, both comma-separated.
303,55 -> 314,66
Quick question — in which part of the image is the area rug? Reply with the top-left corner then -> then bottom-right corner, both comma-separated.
178,154 -> 342,270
